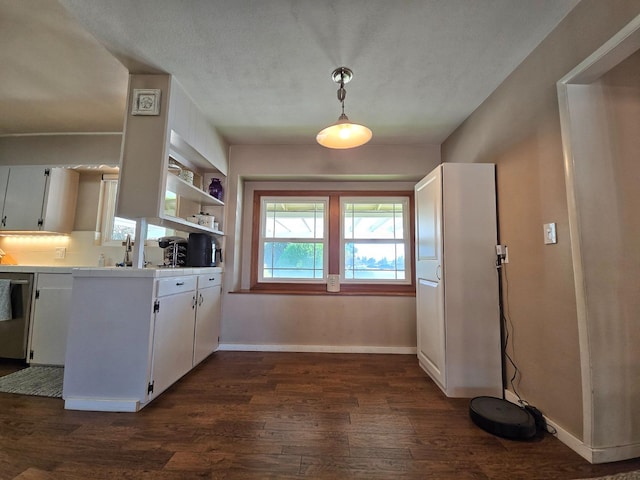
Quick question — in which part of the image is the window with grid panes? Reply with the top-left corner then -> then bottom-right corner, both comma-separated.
252,191 -> 414,294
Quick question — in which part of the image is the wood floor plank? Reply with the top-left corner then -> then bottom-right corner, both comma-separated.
262,411 -> 351,431
299,455 -> 489,480
2,351 -> 640,479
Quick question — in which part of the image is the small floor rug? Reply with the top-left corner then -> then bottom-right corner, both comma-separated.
0,366 -> 63,398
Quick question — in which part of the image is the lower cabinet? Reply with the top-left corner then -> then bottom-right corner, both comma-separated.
148,276 -> 197,400
63,268 -> 222,412
28,273 -> 72,366
193,273 -> 221,366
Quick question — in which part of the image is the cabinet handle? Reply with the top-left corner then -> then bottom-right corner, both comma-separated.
198,293 -> 204,306
208,277 -> 216,282
192,295 -> 196,309
1,216 -> 6,227
176,281 -> 185,286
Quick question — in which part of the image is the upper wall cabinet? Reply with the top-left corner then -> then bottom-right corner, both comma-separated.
0,166 -> 79,233
116,74 -> 228,236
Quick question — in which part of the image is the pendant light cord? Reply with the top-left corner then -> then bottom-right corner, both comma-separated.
337,71 -> 347,116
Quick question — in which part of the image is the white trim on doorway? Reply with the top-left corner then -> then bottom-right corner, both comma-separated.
557,13 -> 640,464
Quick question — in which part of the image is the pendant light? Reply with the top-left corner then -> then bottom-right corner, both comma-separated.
316,67 -> 372,149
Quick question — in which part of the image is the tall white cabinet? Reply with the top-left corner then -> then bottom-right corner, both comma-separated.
415,163 -> 502,398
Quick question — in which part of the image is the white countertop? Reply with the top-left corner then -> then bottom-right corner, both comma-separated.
0,265 -> 222,277
0,265 -> 76,274
72,266 -> 223,278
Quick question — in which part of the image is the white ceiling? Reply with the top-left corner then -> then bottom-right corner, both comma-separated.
1,0 -> 581,145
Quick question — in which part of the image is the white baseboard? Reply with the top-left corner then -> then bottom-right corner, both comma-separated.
503,390 -> 591,461
218,344 -> 417,355
503,390 -> 640,464
64,397 -> 140,412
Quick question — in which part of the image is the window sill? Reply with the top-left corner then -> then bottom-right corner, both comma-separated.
231,288 -> 415,297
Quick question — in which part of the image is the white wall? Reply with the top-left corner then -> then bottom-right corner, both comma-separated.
220,144 -> 440,351
0,133 -> 122,166
442,0 -> 640,460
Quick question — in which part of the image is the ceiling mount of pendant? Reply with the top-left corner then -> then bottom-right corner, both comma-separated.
331,67 -> 353,84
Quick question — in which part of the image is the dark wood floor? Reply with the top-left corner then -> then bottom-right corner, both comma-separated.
2,352 -> 640,479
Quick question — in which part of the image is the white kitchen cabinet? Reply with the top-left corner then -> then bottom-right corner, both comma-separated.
193,273 -> 221,365
28,273 -> 72,366
0,166 -> 78,233
149,276 -> 197,399
63,267 -> 222,412
0,167 -> 9,212
415,163 -> 502,398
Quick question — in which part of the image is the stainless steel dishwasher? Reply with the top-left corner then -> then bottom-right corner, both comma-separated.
0,272 -> 34,359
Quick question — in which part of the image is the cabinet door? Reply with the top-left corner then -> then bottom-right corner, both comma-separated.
193,284 -> 221,365
0,166 -> 9,217
29,274 -> 72,366
415,167 -> 446,389
415,166 -> 442,282
416,278 -> 445,389
2,167 -> 48,230
149,290 -> 196,399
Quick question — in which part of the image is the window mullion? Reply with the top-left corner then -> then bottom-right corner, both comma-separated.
328,194 -> 341,275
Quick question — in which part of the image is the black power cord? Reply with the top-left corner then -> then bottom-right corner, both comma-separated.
497,255 -> 557,437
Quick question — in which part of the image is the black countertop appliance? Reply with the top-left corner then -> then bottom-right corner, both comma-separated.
158,236 -> 188,267
187,233 -> 214,267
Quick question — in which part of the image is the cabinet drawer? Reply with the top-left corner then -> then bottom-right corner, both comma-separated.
197,273 -> 222,288
36,273 -> 73,289
156,276 -> 196,297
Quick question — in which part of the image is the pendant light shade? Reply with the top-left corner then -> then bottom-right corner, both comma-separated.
316,113 -> 372,149
316,67 -> 372,149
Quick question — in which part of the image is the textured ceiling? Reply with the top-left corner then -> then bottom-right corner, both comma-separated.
1,0 -> 581,145
0,0 -> 128,134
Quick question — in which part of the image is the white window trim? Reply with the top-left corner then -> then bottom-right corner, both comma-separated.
258,196 -> 329,283
98,178 -> 123,247
97,177 -> 171,246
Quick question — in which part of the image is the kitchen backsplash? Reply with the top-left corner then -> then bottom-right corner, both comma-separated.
0,231 -> 164,267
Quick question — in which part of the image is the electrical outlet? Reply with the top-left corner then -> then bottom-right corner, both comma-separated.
496,245 -> 509,264
55,247 -> 66,259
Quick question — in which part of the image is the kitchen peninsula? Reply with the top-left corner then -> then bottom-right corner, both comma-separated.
63,266 -> 222,412
63,73 -> 228,412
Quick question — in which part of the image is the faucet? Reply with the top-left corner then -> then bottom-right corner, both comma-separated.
123,234 -> 133,267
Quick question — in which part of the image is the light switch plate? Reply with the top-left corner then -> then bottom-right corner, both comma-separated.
543,223 -> 557,244
55,247 -> 66,259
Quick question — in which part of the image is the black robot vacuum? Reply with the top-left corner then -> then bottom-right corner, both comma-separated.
469,396 -> 537,440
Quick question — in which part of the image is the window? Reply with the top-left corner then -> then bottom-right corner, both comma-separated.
259,197 -> 327,281
342,197 -> 409,282
252,191 -> 414,294
98,178 -> 172,245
